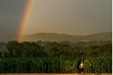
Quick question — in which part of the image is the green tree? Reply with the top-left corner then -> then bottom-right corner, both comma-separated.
0,52 -> 2,57
6,41 -> 19,57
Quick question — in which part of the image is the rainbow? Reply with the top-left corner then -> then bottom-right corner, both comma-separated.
18,0 -> 37,42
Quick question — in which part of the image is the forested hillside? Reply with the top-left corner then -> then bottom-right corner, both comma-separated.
0,32 -> 111,42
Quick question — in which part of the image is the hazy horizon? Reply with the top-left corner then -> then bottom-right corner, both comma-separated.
0,31 -> 111,37
0,0 -> 112,36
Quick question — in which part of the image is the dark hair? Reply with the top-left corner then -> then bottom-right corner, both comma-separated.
81,61 -> 83,63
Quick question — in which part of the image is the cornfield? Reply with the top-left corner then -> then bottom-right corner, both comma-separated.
0,56 -> 111,74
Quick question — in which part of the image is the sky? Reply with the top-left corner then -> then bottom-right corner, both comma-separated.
0,0 -> 112,36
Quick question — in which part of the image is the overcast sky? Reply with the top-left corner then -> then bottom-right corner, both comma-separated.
0,0 -> 112,36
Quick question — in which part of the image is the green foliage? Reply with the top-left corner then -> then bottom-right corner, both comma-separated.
5,41 -> 112,58
0,56 -> 111,73
6,41 -> 47,58
1,40 -> 111,74
0,52 -> 2,57
4,52 -> 9,58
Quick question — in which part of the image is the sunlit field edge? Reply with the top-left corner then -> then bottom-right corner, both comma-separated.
0,73 -> 112,75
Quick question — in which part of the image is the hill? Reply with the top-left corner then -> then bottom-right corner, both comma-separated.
0,32 -> 112,42
23,32 -> 112,42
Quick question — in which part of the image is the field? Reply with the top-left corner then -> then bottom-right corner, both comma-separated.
0,74 -> 112,75
0,57 -> 111,74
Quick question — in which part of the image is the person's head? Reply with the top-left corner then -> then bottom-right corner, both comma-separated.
81,61 -> 83,64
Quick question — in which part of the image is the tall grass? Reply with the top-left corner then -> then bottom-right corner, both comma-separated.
0,56 -> 111,74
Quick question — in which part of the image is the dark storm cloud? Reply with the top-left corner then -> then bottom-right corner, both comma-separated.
0,0 -> 112,36
0,0 -> 27,36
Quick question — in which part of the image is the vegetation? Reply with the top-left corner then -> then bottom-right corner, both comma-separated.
2,41 -> 111,57
0,32 -> 111,42
0,56 -> 111,73
0,38 -> 111,73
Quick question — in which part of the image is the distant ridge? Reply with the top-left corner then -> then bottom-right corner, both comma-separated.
0,32 -> 112,42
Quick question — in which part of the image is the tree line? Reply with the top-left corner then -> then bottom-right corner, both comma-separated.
0,40 -> 111,58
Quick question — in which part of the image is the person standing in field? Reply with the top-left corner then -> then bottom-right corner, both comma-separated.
79,61 -> 85,74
